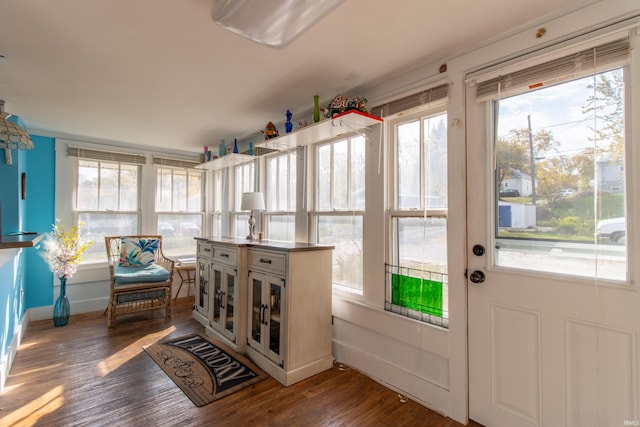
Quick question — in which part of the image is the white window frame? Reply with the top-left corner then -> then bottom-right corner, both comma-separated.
231,161 -> 256,238
69,147 -> 145,265
264,151 -> 297,242
387,105 -> 449,266
311,135 -> 366,292
207,169 -> 225,238
154,159 -> 204,257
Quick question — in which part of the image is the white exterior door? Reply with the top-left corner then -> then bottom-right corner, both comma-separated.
466,29 -> 640,427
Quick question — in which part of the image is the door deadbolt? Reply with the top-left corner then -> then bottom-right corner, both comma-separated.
469,270 -> 485,284
472,244 -> 485,256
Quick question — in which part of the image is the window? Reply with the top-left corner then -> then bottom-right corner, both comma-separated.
387,106 -> 449,327
154,157 -> 204,257
313,135 -> 365,291
232,162 -> 255,238
476,38 -> 630,282
69,147 -> 145,263
265,152 -> 296,241
209,169 -> 225,238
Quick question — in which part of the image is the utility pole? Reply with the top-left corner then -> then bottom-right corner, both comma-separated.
528,114 -> 536,205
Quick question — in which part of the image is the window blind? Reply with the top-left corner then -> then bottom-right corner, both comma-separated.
373,83 -> 449,117
153,156 -> 201,169
474,38 -> 630,102
67,146 -> 146,165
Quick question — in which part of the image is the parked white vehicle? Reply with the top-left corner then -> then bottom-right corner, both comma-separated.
596,217 -> 626,243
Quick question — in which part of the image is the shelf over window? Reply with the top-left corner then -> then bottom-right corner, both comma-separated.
195,153 -> 254,171
255,110 -> 383,151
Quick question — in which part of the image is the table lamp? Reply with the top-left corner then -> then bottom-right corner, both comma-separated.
240,192 -> 265,240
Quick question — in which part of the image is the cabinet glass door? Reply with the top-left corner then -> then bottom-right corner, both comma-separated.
196,260 -> 209,314
268,281 -> 282,359
211,265 -> 222,326
250,274 -> 264,346
224,269 -> 236,335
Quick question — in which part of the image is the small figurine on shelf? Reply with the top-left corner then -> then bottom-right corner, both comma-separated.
233,138 -> 239,153
326,94 -> 348,118
285,109 -> 293,133
262,121 -> 279,139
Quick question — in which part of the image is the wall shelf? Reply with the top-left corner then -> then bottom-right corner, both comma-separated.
0,233 -> 43,250
195,153 -> 254,171
255,110 -> 383,151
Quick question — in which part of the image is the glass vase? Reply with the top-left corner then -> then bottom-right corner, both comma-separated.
313,95 -> 320,123
53,277 -> 70,327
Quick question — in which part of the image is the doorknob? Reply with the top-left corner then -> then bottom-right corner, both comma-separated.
469,270 -> 485,284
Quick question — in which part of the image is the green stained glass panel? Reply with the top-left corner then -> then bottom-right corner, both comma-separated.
391,273 -> 443,317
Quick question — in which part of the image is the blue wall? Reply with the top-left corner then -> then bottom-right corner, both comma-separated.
24,135 -> 56,308
0,134 -> 55,363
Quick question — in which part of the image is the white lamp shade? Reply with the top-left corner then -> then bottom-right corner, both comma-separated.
240,192 -> 265,211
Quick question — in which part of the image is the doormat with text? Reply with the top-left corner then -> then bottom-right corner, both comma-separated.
144,333 -> 267,407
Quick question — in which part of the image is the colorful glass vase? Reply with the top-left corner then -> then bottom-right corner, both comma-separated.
53,277 -> 70,327
313,95 -> 320,123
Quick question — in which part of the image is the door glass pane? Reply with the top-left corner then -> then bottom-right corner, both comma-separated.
269,283 -> 281,355
225,272 -> 235,334
251,277 -> 262,344
212,268 -> 221,324
494,68 -> 627,281
197,260 -> 208,312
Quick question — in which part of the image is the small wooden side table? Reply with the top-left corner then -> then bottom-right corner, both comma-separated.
174,261 -> 196,301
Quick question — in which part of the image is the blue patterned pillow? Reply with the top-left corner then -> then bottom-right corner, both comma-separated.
118,237 -> 159,267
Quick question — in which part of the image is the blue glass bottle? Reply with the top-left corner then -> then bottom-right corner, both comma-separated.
219,139 -> 226,157
53,277 -> 70,327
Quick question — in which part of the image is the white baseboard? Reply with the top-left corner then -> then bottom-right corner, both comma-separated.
28,297 -> 110,321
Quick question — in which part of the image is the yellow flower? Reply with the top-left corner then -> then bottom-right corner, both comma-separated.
40,219 -> 92,279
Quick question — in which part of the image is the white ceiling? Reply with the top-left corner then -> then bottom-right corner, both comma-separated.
0,0 -> 586,154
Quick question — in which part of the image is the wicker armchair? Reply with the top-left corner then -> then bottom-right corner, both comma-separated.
105,235 -> 174,327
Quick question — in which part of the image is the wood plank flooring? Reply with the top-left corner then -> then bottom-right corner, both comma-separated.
0,298 -> 483,426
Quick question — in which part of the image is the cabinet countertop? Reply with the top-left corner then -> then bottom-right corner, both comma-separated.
0,233 -> 43,249
195,236 -> 334,252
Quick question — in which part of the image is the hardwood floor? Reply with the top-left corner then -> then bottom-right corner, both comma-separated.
1,298 -> 483,426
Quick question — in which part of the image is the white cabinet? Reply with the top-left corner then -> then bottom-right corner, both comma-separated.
247,270 -> 285,366
209,246 -> 239,344
245,247 -> 333,386
194,238 -> 333,386
193,240 -> 247,353
193,241 -> 212,326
